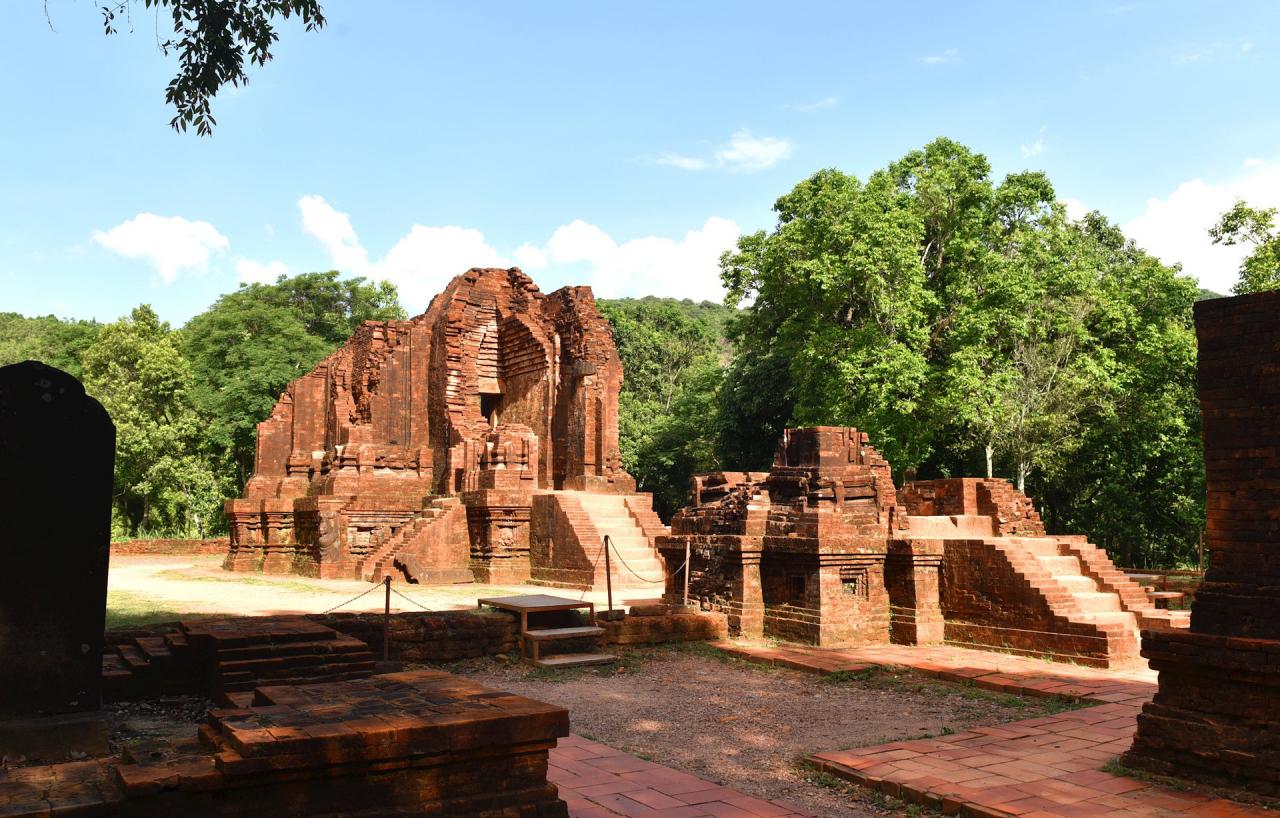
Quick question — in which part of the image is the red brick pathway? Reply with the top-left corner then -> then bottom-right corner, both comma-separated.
712,641 -> 1268,817
551,735 -> 817,818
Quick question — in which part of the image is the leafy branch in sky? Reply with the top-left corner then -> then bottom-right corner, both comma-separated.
98,0 -> 325,135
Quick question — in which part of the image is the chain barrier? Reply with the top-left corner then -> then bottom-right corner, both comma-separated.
605,534 -> 688,584
390,586 -> 433,612
319,582 -> 384,615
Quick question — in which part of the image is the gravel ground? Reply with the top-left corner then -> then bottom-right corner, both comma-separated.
447,645 -> 1078,818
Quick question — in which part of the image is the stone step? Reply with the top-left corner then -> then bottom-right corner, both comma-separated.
533,653 -> 617,668
1076,610 -> 1136,628
1005,537 -> 1063,556
524,626 -> 605,641
1035,555 -> 1083,575
1070,591 -> 1123,613
1056,575 -> 1099,593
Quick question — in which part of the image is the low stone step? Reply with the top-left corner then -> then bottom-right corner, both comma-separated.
1056,575 -> 1098,593
1036,555 -> 1083,574
533,653 -> 617,668
1005,537 -> 1063,556
1071,591 -> 1122,613
525,626 -> 605,641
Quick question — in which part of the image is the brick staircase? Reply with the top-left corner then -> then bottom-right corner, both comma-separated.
572,492 -> 664,586
531,491 -> 667,590
1006,536 -> 1143,657
103,616 -> 376,705
357,497 -> 466,583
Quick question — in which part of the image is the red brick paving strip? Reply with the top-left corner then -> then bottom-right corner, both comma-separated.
712,641 -> 1268,817
551,735 -> 817,818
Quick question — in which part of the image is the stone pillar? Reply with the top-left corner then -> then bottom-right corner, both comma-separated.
0,362 -> 114,760
734,549 -> 765,640
1124,291 -> 1280,793
886,539 -> 945,645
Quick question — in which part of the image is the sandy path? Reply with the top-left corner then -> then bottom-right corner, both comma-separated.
107,554 -> 661,620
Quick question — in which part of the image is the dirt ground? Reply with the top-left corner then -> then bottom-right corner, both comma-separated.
446,645 -> 1080,818
106,554 -> 656,627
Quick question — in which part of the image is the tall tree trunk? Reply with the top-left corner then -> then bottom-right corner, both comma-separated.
984,443 -> 994,479
1016,460 -> 1029,493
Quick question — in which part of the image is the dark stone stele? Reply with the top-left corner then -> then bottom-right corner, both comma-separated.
0,361 -> 115,757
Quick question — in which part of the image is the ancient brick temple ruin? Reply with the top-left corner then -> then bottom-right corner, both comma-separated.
1124,290 -> 1280,793
224,267 -> 665,591
658,426 -> 1188,667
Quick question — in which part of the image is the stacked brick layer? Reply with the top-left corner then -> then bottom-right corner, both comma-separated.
1126,290 -> 1280,793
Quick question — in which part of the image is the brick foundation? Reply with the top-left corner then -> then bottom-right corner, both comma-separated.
1124,290 -> 1280,794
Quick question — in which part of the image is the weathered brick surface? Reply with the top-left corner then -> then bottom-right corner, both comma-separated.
1125,290 -> 1280,794
662,435 -> 1160,666
901,477 -> 1045,536
660,428 -> 898,647
224,268 -> 640,591
110,538 -> 229,556
8,671 -> 571,817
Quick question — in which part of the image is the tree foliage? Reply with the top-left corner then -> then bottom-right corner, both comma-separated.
81,306 -> 223,537
720,137 -> 1205,567
597,297 -> 732,518
97,0 -> 325,135
1211,200 -> 1280,294
0,313 -> 100,377
183,271 -> 404,487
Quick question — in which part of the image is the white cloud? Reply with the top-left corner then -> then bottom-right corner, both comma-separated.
1124,157 -> 1280,294
922,48 -> 961,65
379,225 -> 508,307
714,130 -> 794,171
236,258 -> 290,284
653,152 -> 711,171
1061,197 -> 1089,222
1173,39 -> 1258,64
789,96 -> 839,112
652,128 -> 794,173
512,243 -> 550,271
92,213 -> 229,284
1020,125 -> 1048,158
297,196 -> 740,307
298,195 -> 371,276
298,195 -> 509,308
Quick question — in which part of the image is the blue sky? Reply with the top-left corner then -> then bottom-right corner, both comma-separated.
3,1 -> 1278,324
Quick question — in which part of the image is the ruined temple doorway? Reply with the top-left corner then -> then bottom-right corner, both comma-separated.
480,391 -> 502,428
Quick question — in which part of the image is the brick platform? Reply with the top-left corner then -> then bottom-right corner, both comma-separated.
551,735 -> 815,818
1,670 -> 571,818
713,642 -> 1269,817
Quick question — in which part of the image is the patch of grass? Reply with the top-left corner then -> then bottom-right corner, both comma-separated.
105,589 -> 212,629
154,569 -> 332,594
794,759 -> 942,816
820,668 -> 878,684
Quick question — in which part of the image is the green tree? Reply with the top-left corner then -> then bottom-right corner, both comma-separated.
183,271 -> 404,487
81,305 -> 223,537
94,0 -> 326,135
598,297 -> 732,517
0,313 -> 100,377
1210,200 -> 1280,294
719,137 -> 1204,567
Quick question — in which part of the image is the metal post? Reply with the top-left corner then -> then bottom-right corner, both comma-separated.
382,575 -> 391,662
604,535 -> 614,616
683,541 -> 691,606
